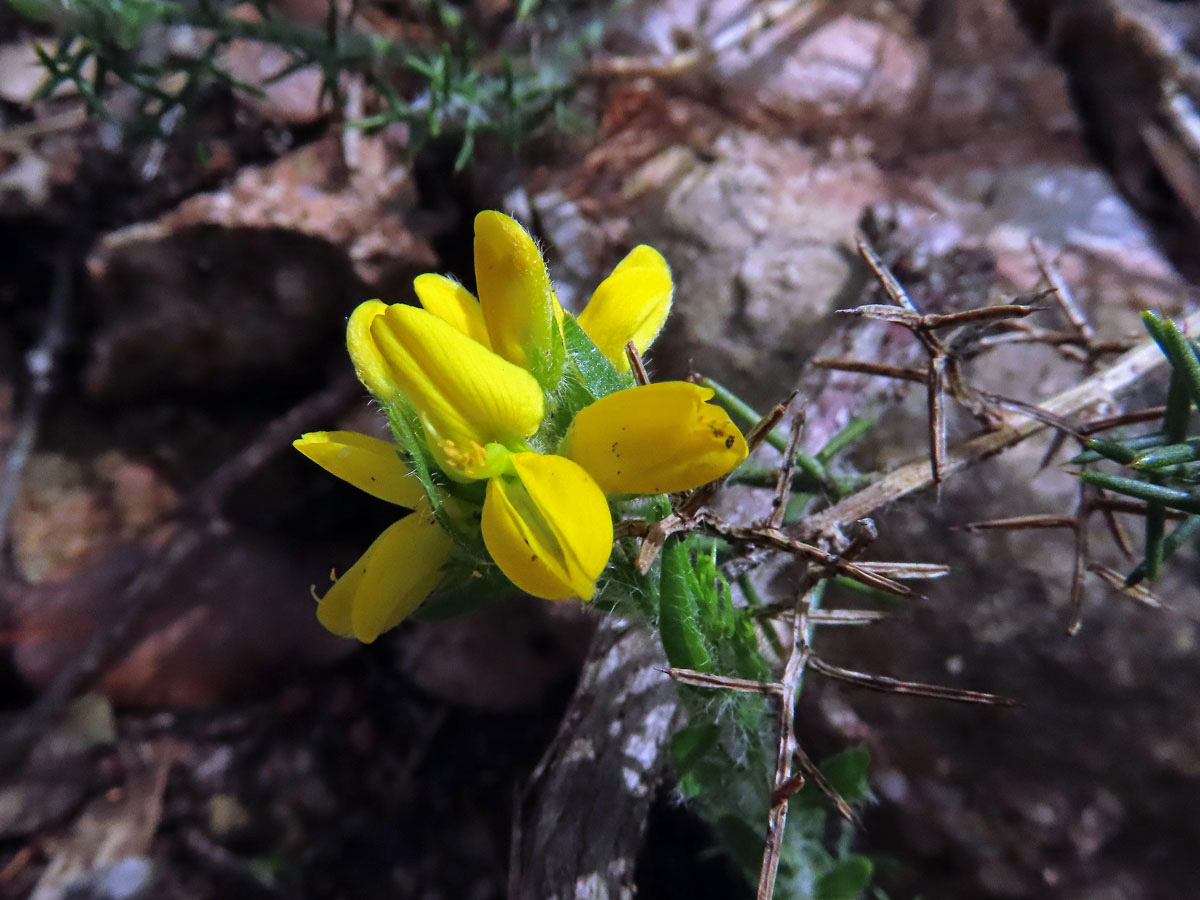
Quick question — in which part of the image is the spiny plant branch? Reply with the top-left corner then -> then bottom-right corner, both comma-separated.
798,308 -> 1200,542
638,239 -> 1200,899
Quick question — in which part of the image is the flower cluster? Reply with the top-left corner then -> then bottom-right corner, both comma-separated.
295,211 -> 748,642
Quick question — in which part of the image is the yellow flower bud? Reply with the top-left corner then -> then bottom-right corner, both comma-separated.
577,245 -> 672,372
474,211 -> 564,389
370,304 -> 544,478
346,300 -> 403,402
413,273 -> 492,350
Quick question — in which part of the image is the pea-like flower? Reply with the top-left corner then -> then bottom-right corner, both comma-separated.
482,453 -> 613,600
300,209 -> 749,641
561,382 -> 748,495
577,244 -> 673,373
473,210 -> 565,390
367,302 -> 544,480
293,431 -> 452,643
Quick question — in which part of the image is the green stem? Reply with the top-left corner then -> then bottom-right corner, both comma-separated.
816,416 -> 874,464
1126,515 -> 1200,585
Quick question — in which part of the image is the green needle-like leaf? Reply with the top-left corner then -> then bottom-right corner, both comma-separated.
1070,432 -> 1167,464
816,416 -> 874,464
1078,471 -> 1200,515
1142,311 -> 1200,413
1132,441 -> 1200,469
1125,515 -> 1200,586
1078,437 -> 1140,466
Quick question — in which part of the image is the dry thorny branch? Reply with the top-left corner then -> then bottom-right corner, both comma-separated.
650,396 -> 1014,900
813,234 -> 1131,485
614,238 -> 1200,900
811,236 -> 1186,633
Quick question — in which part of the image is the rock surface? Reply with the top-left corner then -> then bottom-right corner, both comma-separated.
520,0 -> 1200,897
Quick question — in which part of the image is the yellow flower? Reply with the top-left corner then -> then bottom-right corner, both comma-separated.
481,452 -> 613,600
367,303 -> 544,479
561,382 -> 748,495
331,213 -> 708,607
412,273 -> 492,350
473,211 -> 564,389
294,431 -> 452,642
577,245 -> 673,372
346,300 -> 403,403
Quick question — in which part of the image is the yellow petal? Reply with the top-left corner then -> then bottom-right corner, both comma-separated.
316,511 -> 452,643
481,453 -> 612,600
561,382 -> 748,495
370,304 -> 544,477
346,300 -> 402,401
577,245 -> 673,372
413,273 -> 492,350
474,211 -> 562,384
293,431 -> 424,508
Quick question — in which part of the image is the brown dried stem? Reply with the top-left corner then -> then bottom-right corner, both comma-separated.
769,410 -> 807,530
625,340 -> 650,387
756,582 -> 816,900
798,308 -> 1200,542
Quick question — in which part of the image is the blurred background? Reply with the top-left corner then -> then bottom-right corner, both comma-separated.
2,0 -> 1200,898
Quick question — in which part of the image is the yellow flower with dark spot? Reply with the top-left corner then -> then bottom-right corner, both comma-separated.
561,382 -> 748,495
293,431 -> 451,643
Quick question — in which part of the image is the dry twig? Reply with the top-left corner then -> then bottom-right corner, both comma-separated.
798,308 -> 1200,541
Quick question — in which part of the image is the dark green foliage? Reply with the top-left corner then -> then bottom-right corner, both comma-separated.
10,0 -> 588,162
794,748 -> 872,811
813,856 -> 874,900
1072,312 -> 1200,584
535,315 -> 633,449
561,315 -> 630,400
